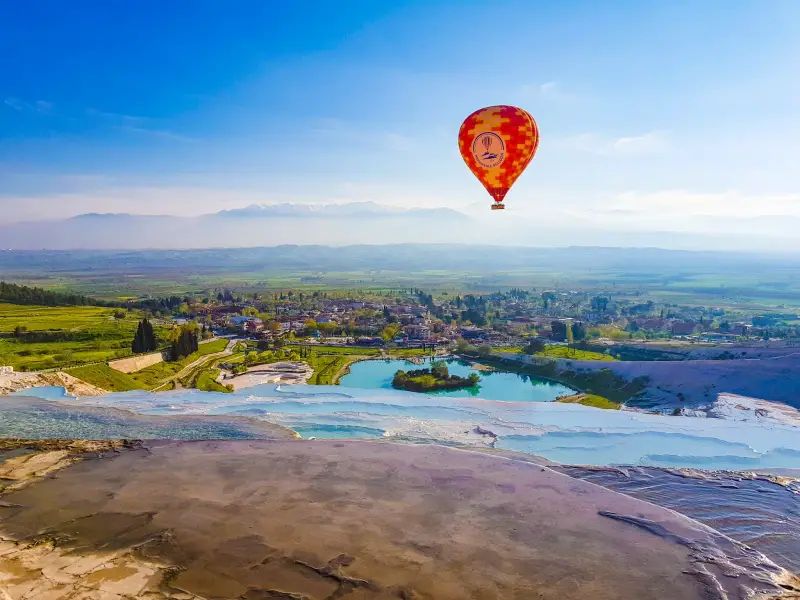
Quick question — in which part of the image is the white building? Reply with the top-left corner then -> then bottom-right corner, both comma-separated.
0,366 -> 13,375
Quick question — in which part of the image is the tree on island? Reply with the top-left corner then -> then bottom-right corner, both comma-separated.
392,364 -> 481,393
131,318 -> 158,354
430,360 -> 448,379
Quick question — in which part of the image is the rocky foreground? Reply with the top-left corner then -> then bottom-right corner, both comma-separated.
0,439 -> 797,600
0,372 -> 107,396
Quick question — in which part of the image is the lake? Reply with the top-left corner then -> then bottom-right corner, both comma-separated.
339,357 -> 574,402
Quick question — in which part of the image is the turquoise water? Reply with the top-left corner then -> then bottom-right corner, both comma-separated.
6,386 -> 797,576
5,384 -> 800,471
291,424 -> 385,439
340,358 -> 573,401
11,386 -> 71,400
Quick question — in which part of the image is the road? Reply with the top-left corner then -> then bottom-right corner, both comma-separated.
151,338 -> 238,392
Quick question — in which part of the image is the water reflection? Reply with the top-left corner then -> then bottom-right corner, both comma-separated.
340,358 -> 573,402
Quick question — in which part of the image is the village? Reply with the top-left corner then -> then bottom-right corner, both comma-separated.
161,287 -> 794,349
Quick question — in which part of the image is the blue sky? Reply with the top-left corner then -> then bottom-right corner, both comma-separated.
1,1 -> 799,244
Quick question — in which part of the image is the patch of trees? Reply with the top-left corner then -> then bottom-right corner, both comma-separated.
461,308 -> 486,326
0,281 -> 190,314
216,289 -> 235,303
541,291 -> 557,309
590,296 -> 610,311
415,290 -> 434,310
627,301 -> 655,316
170,324 -> 199,360
392,361 -> 481,392
551,320 -> 568,342
523,338 -> 546,354
0,281 -> 117,308
752,315 -> 778,327
5,328 -> 100,343
138,296 -> 184,314
131,318 -> 158,353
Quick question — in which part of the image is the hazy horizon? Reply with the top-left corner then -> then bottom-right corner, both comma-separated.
2,2 -> 798,251
4,201 -> 800,253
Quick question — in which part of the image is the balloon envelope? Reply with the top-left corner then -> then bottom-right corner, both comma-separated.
458,105 -> 539,208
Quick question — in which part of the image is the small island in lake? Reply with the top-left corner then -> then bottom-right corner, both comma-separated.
393,360 -> 481,392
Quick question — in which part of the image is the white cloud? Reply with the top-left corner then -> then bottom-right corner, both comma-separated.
85,108 -> 148,124
539,81 -> 557,94
117,126 -> 194,142
520,81 -> 573,101
4,97 -> 52,113
605,189 -> 800,219
610,131 -> 668,154
4,98 -> 24,111
84,108 -> 191,141
309,117 -> 415,152
553,130 -> 669,156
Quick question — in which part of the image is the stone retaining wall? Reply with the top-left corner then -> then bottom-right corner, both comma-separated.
109,351 -> 167,373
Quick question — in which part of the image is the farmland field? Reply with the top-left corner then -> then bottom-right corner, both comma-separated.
0,303 -> 146,371
4,246 -> 800,311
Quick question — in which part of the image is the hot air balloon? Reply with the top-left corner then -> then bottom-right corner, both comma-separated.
458,105 -> 539,210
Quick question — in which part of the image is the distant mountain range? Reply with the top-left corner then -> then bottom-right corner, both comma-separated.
3,201 -> 800,252
0,202 -> 474,250
216,201 -> 466,219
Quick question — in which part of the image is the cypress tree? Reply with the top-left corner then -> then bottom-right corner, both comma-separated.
171,325 -> 199,360
132,318 -> 158,353
132,321 -> 144,353
144,319 -> 157,351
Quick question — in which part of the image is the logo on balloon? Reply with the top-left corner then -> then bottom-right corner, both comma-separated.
472,132 -> 505,168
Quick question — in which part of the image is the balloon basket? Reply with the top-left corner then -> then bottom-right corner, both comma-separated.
491,203 -> 505,210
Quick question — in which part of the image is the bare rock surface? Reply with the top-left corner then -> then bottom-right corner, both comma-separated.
0,371 -> 106,396
0,439 -> 796,599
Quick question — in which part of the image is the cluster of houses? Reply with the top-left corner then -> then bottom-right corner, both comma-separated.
172,290 -> 779,348
194,299 -> 447,346
194,296 -> 530,348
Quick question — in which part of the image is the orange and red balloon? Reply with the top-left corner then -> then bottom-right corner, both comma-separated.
458,105 -> 539,210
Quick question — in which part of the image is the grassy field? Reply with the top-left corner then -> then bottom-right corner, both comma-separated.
491,345 -> 615,361
195,368 -> 231,393
306,355 -> 355,385
0,302 -> 150,371
67,364 -> 146,392
294,345 -> 381,356
281,347 -> 363,385
536,346 -> 615,361
555,393 -> 621,410
7,246 -> 800,311
129,339 -> 229,389
291,345 -> 429,359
